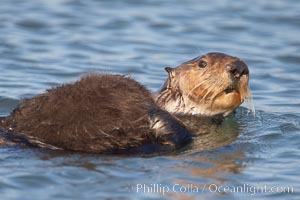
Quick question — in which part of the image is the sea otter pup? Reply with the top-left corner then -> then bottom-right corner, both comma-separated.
0,52 -> 250,154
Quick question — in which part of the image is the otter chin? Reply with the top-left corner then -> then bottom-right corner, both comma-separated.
156,52 -> 250,117
0,52 -> 250,154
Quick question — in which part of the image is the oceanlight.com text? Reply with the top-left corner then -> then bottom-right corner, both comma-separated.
123,183 -> 294,196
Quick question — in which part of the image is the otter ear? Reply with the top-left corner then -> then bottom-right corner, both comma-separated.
165,67 -> 176,79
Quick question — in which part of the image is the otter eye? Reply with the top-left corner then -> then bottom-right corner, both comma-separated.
198,60 -> 207,68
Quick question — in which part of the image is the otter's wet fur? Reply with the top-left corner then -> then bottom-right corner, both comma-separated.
0,74 -> 191,153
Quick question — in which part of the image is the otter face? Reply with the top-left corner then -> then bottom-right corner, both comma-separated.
158,52 -> 250,117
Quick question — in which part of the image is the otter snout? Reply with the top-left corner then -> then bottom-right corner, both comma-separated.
227,63 -> 249,79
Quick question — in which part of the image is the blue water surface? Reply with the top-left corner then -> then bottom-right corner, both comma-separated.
0,0 -> 300,199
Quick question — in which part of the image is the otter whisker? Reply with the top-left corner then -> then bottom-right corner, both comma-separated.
208,79 -> 227,107
199,77 -> 223,103
186,81 -> 205,98
186,76 -> 211,98
186,69 -> 210,97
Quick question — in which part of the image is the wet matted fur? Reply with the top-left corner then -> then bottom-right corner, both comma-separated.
0,74 -> 191,153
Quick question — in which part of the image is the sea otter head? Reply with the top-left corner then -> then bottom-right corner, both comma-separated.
156,52 -> 250,117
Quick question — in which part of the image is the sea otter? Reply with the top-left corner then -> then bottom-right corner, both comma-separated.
0,52 -> 250,154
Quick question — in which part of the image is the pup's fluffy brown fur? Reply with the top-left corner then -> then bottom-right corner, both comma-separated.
0,74 -> 174,153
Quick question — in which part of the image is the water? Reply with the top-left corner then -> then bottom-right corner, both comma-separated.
0,0 -> 299,199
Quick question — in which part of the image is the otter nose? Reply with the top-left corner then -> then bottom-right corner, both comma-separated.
227,64 -> 249,79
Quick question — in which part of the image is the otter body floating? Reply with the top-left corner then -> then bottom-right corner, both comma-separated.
0,53 -> 250,154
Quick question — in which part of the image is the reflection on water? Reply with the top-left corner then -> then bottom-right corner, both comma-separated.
168,149 -> 246,199
1,0 -> 300,199
176,115 -> 240,154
